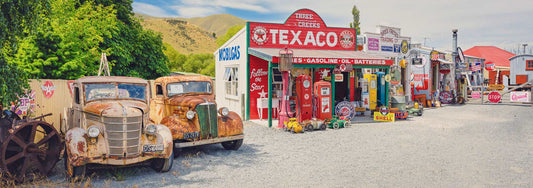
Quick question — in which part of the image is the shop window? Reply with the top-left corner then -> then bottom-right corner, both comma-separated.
224,67 -> 239,97
526,60 -> 533,71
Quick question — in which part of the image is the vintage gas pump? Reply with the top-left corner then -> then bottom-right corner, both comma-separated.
295,75 -> 312,122
277,48 -> 294,128
314,80 -> 332,120
374,72 -> 386,107
360,77 -> 369,110
363,74 -> 378,110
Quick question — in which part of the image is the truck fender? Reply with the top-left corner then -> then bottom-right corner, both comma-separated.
155,124 -> 174,157
65,127 -> 88,166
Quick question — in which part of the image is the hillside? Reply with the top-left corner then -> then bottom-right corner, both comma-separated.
139,18 -> 217,54
135,13 -> 246,54
186,14 -> 247,38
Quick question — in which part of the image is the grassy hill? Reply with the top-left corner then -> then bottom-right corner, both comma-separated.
135,13 -> 246,54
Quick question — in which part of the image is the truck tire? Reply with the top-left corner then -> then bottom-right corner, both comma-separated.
221,139 -> 243,150
151,149 -> 174,173
306,124 -> 313,132
320,123 -> 327,130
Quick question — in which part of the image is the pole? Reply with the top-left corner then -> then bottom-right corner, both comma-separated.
268,61 -> 273,127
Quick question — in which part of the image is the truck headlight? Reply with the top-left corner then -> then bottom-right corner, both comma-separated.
145,124 -> 157,135
218,107 -> 229,116
186,110 -> 196,120
87,126 -> 100,138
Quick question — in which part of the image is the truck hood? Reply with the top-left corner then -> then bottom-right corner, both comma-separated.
83,101 -> 147,117
168,95 -> 215,108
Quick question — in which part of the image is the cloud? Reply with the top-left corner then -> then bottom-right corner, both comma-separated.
132,2 -> 178,17
170,6 -> 220,18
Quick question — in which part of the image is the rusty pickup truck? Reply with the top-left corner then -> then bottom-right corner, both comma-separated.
150,75 -> 244,152
62,76 -> 174,178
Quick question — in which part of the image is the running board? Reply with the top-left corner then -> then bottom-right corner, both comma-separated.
174,135 -> 244,148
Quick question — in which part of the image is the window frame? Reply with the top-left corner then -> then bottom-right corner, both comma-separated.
223,66 -> 239,100
525,60 -> 533,71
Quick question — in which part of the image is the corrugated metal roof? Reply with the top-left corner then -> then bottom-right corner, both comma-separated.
464,46 -> 515,67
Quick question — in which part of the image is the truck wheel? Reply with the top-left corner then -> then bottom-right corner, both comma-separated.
344,121 -> 350,127
64,151 -> 86,178
151,149 -> 174,173
221,139 -> 243,150
306,124 -> 313,132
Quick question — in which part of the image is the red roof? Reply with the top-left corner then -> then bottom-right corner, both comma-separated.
463,46 -> 515,67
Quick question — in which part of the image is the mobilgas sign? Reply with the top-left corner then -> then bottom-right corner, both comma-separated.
249,9 -> 355,51
218,45 -> 241,61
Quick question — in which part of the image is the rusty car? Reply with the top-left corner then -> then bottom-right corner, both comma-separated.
150,75 -> 244,152
62,76 -> 174,178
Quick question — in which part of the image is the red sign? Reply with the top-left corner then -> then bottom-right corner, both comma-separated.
249,56 -> 270,119
485,62 -> 495,71
249,9 -> 355,51
488,91 -> 501,103
41,80 -> 56,98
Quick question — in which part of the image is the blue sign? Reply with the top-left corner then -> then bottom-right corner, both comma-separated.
218,45 -> 240,61
393,44 -> 401,53
381,46 -> 393,52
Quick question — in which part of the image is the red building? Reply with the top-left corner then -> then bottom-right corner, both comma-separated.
464,46 -> 515,85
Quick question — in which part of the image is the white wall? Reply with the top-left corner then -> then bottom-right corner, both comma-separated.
510,55 -> 533,85
214,26 -> 248,118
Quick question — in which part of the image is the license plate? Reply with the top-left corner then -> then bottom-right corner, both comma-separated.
183,131 -> 199,139
143,144 -> 164,152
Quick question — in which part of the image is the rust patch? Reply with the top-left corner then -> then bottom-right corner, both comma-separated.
77,141 -> 85,153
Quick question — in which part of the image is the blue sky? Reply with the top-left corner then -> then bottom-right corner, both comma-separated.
133,0 -> 533,53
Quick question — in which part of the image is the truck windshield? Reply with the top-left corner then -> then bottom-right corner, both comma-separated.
167,81 -> 212,97
85,83 -> 146,102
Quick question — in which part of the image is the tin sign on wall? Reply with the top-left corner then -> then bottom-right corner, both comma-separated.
510,91 -> 530,102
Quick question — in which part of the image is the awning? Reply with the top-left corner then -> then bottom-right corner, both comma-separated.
248,48 -> 393,66
437,59 -> 454,64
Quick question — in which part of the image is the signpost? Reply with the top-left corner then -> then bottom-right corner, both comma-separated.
488,91 -> 501,103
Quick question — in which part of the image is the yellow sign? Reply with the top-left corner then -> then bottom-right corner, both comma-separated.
488,84 -> 505,90
373,112 -> 395,122
384,75 -> 391,82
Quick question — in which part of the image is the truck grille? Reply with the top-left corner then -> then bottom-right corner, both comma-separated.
196,103 -> 218,139
104,116 -> 142,157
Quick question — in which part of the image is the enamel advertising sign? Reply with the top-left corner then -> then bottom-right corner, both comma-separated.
249,9 -> 355,51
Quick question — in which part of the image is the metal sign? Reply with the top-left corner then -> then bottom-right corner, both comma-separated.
488,91 -> 501,103
439,91 -> 453,104
457,47 -> 465,63
488,84 -> 505,90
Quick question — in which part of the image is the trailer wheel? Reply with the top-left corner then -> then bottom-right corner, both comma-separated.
332,122 -> 340,129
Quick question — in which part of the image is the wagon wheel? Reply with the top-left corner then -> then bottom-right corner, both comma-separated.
0,121 -> 63,182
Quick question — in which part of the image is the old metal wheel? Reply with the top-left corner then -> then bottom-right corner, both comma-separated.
221,139 -> 243,150
320,123 -> 326,130
332,122 -> 340,129
63,150 -> 85,179
151,149 -> 174,173
0,121 -> 63,182
305,124 -> 313,132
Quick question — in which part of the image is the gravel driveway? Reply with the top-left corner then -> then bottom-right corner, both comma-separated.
34,103 -> 533,187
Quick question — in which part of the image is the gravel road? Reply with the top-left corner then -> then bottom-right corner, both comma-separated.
37,103 -> 533,187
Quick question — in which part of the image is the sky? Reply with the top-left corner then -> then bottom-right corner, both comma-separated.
132,0 -> 533,53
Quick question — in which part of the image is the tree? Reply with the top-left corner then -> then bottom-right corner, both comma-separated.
349,5 -> 361,35
9,0 -> 119,79
0,0 -> 49,106
216,25 -> 244,46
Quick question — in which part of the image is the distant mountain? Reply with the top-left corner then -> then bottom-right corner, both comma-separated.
135,13 -> 246,54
